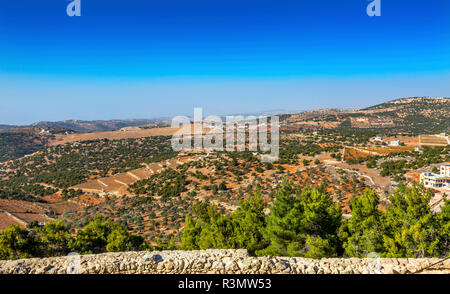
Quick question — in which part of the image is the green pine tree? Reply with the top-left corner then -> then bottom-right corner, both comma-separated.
382,184 -> 440,258
37,220 -> 73,256
105,226 -> 147,252
339,189 -> 384,257
298,188 -> 342,258
231,190 -> 268,255
180,215 -> 201,250
257,180 -> 341,258
0,225 -> 42,260
197,206 -> 236,249
437,199 -> 450,256
256,180 -> 303,256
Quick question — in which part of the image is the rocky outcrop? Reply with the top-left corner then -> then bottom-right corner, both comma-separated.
0,249 -> 448,274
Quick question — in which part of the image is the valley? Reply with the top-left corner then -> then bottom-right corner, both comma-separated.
0,96 -> 449,254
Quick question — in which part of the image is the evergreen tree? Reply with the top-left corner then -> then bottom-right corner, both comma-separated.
180,215 -> 201,250
105,226 -> 147,252
180,201 -> 237,250
304,235 -> 333,259
339,189 -> 384,257
382,184 -> 440,257
0,225 -> 42,260
257,181 -> 341,258
72,215 -> 147,254
298,188 -> 342,258
38,220 -> 73,256
437,199 -> 450,256
256,180 -> 303,256
197,206 -> 236,249
71,215 -> 116,254
231,190 -> 268,255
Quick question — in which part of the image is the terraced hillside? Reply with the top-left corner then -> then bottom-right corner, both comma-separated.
0,136 -> 177,202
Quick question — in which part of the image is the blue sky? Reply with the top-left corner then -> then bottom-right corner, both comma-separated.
0,0 -> 449,124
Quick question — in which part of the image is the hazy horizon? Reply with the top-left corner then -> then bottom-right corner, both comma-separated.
1,93 -> 449,127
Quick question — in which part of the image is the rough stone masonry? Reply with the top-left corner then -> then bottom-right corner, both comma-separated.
0,249 -> 448,274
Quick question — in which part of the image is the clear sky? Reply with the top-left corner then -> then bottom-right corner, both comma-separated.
0,0 -> 449,125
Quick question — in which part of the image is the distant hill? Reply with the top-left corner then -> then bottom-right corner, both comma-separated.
0,125 -> 20,130
0,119 -> 169,162
0,126 -> 79,162
362,96 -> 449,110
31,119 -> 161,133
0,119 -> 166,162
0,128 -> 52,162
0,118 -> 167,133
0,97 -> 448,162
360,97 -> 450,133
286,97 -> 449,134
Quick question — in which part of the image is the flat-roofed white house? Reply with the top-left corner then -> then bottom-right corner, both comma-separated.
390,140 -> 401,146
420,163 -> 450,189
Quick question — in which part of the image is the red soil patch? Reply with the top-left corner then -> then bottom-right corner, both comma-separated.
0,199 -> 47,214
343,148 -> 373,161
405,172 -> 420,182
0,213 -> 24,230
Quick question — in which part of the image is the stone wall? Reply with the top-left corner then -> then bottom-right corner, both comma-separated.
0,249 -> 448,274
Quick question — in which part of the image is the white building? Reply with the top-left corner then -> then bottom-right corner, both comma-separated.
390,140 -> 401,146
441,163 -> 450,177
420,163 -> 450,189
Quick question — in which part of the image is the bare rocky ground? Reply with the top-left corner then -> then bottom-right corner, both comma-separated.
0,249 -> 448,274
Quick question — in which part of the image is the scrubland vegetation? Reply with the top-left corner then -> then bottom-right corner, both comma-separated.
1,182 -> 448,260
0,98 -> 448,261
0,136 -> 177,201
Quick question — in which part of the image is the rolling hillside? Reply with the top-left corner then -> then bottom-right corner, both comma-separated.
360,97 -> 450,133
285,97 -> 449,134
